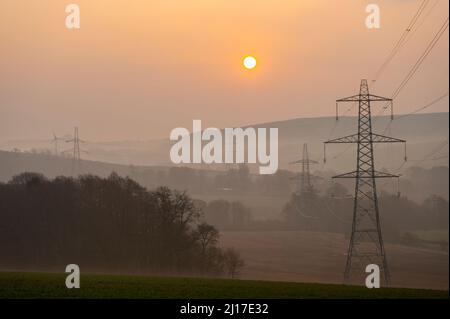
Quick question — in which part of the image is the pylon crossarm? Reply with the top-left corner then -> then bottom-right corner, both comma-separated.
325,133 -> 405,144
336,94 -> 392,103
371,133 -> 405,143
373,171 -> 401,178
366,94 -> 392,102
332,171 -> 358,178
332,171 -> 400,179
325,134 -> 359,144
336,95 -> 361,102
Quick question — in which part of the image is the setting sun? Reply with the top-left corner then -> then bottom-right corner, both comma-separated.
243,56 -> 257,69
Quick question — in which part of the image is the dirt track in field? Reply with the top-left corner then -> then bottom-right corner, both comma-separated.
221,231 -> 449,290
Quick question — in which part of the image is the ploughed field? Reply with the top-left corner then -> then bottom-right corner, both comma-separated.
220,231 -> 449,290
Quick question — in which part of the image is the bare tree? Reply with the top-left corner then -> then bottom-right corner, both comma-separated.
223,247 -> 245,279
194,222 -> 220,255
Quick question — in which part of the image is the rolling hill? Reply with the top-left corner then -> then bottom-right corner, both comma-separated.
1,112 -> 448,171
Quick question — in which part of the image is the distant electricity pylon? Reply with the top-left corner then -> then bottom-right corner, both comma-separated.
64,127 -> 86,175
324,79 -> 407,285
290,143 -> 319,195
51,132 -> 64,156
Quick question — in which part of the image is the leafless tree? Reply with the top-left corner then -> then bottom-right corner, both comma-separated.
223,247 -> 245,279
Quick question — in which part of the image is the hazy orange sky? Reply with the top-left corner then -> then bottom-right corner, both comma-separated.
0,0 -> 448,141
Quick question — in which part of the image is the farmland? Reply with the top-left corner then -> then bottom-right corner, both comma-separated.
0,272 -> 447,299
220,231 -> 449,290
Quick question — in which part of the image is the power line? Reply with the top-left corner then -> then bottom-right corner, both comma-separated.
397,92 -> 448,119
390,17 -> 449,100
327,8 -> 447,170
402,0 -> 442,48
374,17 -> 448,157
374,16 -> 448,120
380,91 -> 448,135
372,0 -> 431,82
326,4 -> 435,159
415,140 -> 449,165
386,140 -> 448,176
379,139 -> 448,194
427,155 -> 449,161
374,93 -> 447,167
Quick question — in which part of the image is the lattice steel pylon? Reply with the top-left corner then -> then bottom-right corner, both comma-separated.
290,143 -> 318,194
324,79 -> 406,285
65,127 -> 85,176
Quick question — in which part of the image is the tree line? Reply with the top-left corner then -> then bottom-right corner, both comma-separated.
0,172 -> 244,278
198,181 -> 448,250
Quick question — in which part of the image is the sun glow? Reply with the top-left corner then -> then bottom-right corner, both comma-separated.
243,56 -> 257,69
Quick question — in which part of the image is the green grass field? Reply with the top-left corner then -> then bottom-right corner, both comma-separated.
0,272 -> 448,299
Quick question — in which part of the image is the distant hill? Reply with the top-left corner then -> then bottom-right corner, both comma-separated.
0,150 -> 171,182
1,112 -> 447,172
0,150 -> 447,210
250,112 -> 449,172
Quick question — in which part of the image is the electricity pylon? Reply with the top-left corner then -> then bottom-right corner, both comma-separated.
290,143 -> 319,194
51,132 -> 64,156
65,127 -> 86,175
324,79 -> 406,285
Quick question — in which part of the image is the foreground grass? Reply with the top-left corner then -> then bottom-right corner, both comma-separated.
0,272 -> 447,299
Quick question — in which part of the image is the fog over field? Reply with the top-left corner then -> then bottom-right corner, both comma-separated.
0,0 -> 448,295
1,112 -> 447,171
0,113 -> 448,290
220,231 -> 449,290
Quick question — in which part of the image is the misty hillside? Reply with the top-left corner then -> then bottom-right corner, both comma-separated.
253,112 -> 448,169
1,113 -> 447,173
0,150 -> 448,206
